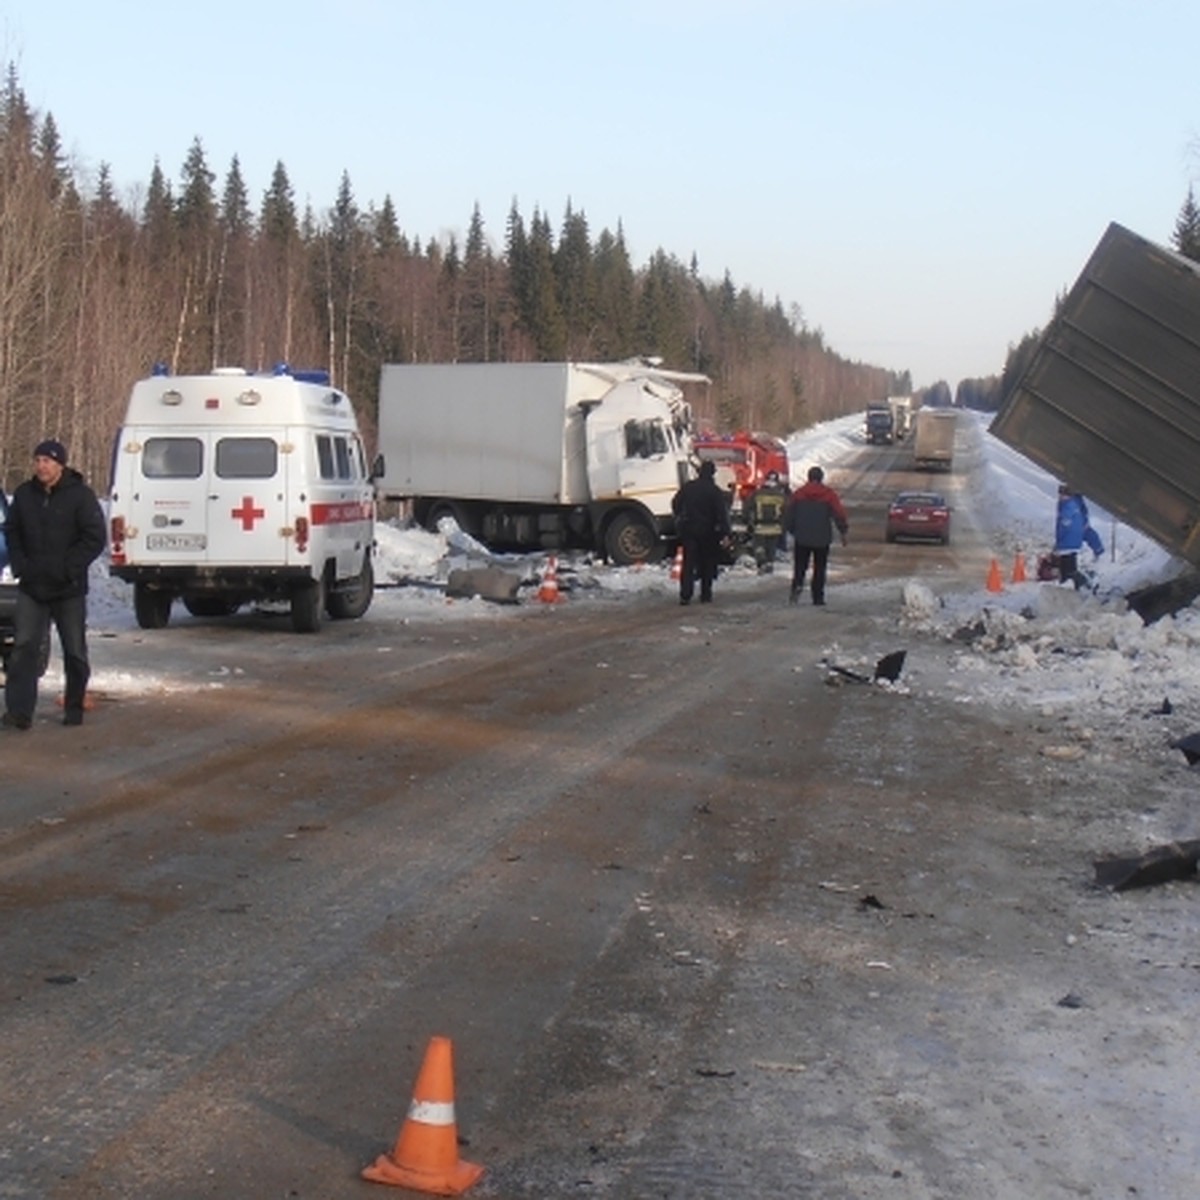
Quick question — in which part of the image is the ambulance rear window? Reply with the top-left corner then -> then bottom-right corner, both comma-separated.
216,437 -> 277,479
143,437 -> 203,479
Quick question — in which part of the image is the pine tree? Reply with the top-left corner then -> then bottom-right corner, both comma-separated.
214,156 -> 252,367
593,222 -> 635,358
373,195 -> 400,252
555,201 -> 595,356
258,161 -> 300,365
261,161 -> 297,243
1172,186 -> 1200,262
525,208 -> 566,359
461,202 -> 493,361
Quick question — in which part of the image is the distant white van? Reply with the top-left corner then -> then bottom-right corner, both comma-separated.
108,365 -> 375,633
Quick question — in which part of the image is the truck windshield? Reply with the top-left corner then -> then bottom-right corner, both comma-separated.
624,419 -> 668,459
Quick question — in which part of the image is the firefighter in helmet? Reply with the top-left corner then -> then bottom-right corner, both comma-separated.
748,470 -> 788,573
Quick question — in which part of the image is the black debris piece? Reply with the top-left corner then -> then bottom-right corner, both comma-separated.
1057,992 -> 1085,1009
1126,573 -> 1200,626
859,894 -> 887,910
1093,839 -> 1200,891
828,664 -> 871,683
1169,732 -> 1200,765
826,651 -> 907,685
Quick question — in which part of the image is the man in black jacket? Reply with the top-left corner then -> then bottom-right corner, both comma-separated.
671,460 -> 731,605
3,440 -> 106,730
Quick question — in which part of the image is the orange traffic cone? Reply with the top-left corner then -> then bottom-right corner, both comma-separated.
537,554 -> 563,604
1011,551 -> 1027,583
363,1036 -> 484,1195
986,558 -> 1003,593
670,545 -> 684,582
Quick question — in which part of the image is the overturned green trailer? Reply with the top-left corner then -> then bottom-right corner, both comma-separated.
989,222 -> 1200,568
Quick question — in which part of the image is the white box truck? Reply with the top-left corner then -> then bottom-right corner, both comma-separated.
912,408 -> 957,471
374,361 -> 706,564
108,365 -> 375,633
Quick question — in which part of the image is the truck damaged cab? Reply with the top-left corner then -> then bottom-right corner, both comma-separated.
374,360 -> 706,565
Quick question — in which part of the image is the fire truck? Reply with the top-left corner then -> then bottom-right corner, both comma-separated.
691,430 -> 790,553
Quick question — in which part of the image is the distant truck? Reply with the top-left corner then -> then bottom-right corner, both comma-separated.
373,361 -> 706,565
888,395 -> 913,440
990,222 -> 1200,568
865,403 -> 895,445
108,365 -> 376,633
912,408 -> 957,471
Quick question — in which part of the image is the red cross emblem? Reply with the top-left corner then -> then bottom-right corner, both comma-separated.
231,495 -> 265,531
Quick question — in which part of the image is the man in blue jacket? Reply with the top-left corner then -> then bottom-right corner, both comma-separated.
3,440 -> 106,730
1054,484 -> 1103,588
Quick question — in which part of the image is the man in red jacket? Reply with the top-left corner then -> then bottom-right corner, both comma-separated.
783,466 -> 849,606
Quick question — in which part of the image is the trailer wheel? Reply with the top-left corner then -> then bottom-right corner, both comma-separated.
326,554 -> 374,620
134,584 -> 173,629
605,512 -> 659,566
425,500 -> 472,536
290,577 -> 324,633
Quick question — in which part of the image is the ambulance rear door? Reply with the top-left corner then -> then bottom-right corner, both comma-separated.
132,429 -> 291,566
204,431 -> 292,565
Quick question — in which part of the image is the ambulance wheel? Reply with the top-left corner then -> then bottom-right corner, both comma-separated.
291,578 -> 324,633
326,556 -> 374,620
134,584 -> 173,629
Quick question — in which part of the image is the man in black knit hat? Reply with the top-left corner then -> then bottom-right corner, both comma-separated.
2,439 -> 106,730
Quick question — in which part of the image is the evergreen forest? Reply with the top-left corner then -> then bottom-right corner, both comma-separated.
0,68 -> 912,493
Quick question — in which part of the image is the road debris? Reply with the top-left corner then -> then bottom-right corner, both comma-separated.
1093,839 -> 1200,891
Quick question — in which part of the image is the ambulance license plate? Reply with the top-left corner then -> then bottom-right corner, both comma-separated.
146,533 -> 206,551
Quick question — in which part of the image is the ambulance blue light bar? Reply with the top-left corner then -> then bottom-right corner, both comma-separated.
271,362 -> 331,386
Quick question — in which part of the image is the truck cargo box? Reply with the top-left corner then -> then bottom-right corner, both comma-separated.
989,223 -> 1200,566
912,408 -> 956,470
378,363 -> 591,506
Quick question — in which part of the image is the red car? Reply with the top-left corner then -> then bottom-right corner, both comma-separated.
885,491 -> 951,544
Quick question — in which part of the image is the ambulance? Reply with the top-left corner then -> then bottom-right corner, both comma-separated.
108,365 -> 375,633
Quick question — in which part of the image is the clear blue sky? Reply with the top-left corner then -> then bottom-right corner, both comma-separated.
2,0 -> 1197,390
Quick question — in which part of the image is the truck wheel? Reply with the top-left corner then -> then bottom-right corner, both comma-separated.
134,584 -> 173,629
326,555 -> 374,620
605,512 -> 659,566
290,577 -> 324,633
426,501 -> 469,535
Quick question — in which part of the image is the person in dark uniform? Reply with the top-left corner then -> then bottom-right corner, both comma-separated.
748,470 -> 788,573
3,440 -> 106,730
671,460 -> 732,605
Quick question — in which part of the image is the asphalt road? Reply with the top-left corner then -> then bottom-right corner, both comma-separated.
1,431 -> 1196,1199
